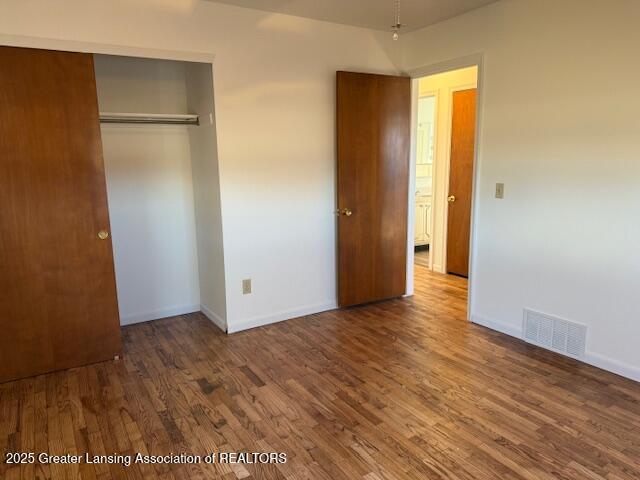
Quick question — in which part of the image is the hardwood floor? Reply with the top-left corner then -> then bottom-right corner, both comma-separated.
1,266 -> 639,479
414,247 -> 430,268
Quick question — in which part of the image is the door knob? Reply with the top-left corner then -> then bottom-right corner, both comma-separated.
98,230 -> 110,240
339,208 -> 353,217
447,195 -> 456,203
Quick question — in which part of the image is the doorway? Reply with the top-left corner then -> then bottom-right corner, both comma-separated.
414,95 -> 435,269
410,64 -> 480,311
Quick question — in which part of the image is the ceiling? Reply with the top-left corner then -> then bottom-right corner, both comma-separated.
206,0 -> 499,33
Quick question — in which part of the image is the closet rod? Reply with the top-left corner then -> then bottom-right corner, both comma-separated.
99,112 -> 200,126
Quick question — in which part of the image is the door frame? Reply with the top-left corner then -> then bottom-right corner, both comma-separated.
406,53 -> 485,321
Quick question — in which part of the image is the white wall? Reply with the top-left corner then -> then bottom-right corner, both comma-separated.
186,62 -> 227,330
94,55 -> 201,325
402,0 -> 640,380
418,67 -> 478,274
2,0 -> 638,381
0,0 -> 401,332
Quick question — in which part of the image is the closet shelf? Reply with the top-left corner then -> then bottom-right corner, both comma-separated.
99,112 -> 200,126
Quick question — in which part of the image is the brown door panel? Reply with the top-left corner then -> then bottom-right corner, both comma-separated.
0,46 -> 121,382
337,72 -> 411,307
446,88 -> 477,277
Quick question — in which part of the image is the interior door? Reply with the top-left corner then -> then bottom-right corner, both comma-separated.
446,88 -> 477,277
0,46 -> 122,383
337,71 -> 410,307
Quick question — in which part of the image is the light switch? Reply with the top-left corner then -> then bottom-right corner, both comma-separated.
495,183 -> 505,199
242,279 -> 252,295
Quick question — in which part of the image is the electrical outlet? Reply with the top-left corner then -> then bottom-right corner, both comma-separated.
242,279 -> 252,295
495,183 -> 505,199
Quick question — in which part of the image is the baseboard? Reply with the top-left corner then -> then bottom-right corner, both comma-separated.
584,351 -> 640,383
227,301 -> 338,334
471,314 -> 640,383
120,304 -> 200,326
201,305 -> 227,333
471,314 -> 523,338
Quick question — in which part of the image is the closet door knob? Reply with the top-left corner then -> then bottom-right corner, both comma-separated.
447,195 -> 456,203
98,230 -> 110,240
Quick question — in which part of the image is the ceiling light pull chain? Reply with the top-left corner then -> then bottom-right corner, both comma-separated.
392,0 -> 403,41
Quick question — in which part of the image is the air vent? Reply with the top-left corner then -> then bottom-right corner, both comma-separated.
523,309 -> 586,359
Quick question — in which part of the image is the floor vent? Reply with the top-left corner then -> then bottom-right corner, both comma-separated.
523,309 -> 586,359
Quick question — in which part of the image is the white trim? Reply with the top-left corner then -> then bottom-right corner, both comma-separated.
584,352 -> 640,383
472,315 -> 640,383
407,53 -> 485,322
471,314 -> 523,338
227,301 -> 338,334
120,304 -> 200,326
201,305 -> 227,333
406,81 -> 419,296
406,54 -> 483,79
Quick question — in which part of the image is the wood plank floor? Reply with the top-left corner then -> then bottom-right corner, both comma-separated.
414,248 -> 430,268
1,266 -> 640,479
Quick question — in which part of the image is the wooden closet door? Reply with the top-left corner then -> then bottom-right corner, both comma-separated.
0,46 -> 121,383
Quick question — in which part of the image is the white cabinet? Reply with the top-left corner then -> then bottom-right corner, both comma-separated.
414,196 -> 432,247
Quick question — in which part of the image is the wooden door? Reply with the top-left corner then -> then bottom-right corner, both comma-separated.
337,72 -> 410,307
446,89 -> 477,277
0,46 -> 122,383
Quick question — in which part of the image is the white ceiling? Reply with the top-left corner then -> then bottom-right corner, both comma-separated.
206,0 -> 499,33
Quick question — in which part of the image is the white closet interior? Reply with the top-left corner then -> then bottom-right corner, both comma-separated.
94,54 -> 227,329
